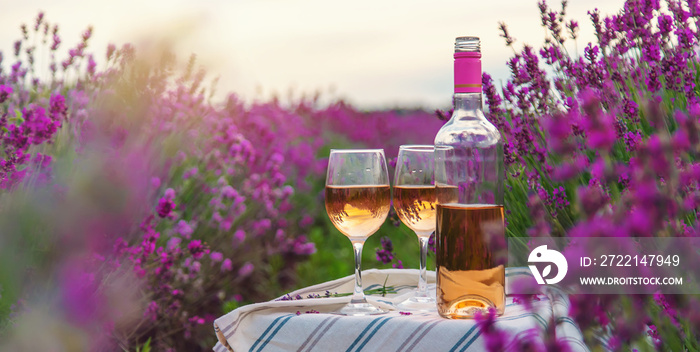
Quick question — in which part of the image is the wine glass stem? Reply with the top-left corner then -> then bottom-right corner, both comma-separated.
416,234 -> 430,298
351,240 -> 367,304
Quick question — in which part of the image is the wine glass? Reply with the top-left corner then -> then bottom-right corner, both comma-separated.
392,145 -> 436,311
325,149 -> 391,315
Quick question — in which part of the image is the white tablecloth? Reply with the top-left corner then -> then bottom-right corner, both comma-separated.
213,268 -> 589,352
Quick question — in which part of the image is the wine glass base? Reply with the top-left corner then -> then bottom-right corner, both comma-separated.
396,295 -> 436,312
332,302 -> 388,316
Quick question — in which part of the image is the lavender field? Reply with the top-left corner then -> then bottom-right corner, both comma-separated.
1,0 -> 700,351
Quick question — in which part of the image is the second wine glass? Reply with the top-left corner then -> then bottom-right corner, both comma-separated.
393,145 -> 437,311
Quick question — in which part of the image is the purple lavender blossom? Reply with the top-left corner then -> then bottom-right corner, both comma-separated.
210,251 -> 223,262
238,262 -> 254,277
175,220 -> 193,237
375,236 -> 394,264
146,301 -> 158,322
49,94 -> 67,120
289,235 -> 316,255
475,308 -> 508,352
156,196 -> 175,218
233,229 -> 246,243
187,240 -> 208,259
0,84 -> 11,103
221,258 -> 233,272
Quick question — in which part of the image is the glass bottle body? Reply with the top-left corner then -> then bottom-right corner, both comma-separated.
434,90 -> 506,319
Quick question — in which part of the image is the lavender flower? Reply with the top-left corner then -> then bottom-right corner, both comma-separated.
156,196 -> 175,218
187,240 -> 208,259
221,258 -> 233,272
475,308 -> 508,352
238,262 -> 254,277
210,251 -> 223,262
0,84 -> 11,103
375,236 -> 394,264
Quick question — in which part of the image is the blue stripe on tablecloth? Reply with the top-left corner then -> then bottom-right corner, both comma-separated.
303,316 -> 342,352
459,330 -> 482,352
296,315 -> 334,352
224,306 -> 277,338
499,312 -> 547,329
447,311 -> 548,352
256,314 -> 295,352
557,316 -> 584,335
248,314 -> 293,352
404,319 -> 443,352
394,318 -> 436,352
344,316 -> 385,352
530,313 -> 548,329
394,285 -> 415,290
448,325 -> 478,352
502,329 -> 539,350
248,314 -> 288,352
355,316 -> 394,352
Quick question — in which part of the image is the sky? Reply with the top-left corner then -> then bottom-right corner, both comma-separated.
0,0 -> 626,110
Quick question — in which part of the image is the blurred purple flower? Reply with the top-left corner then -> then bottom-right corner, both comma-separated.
146,301 -> 159,322
233,229 -> 246,243
238,262 -> 254,277
157,196 -> 175,218
376,236 -> 394,264
187,240 -> 208,260
0,84 -> 12,103
210,251 -> 223,262
475,307 -> 509,352
49,93 -> 67,120
221,185 -> 237,198
299,215 -> 314,228
221,258 -> 233,272
166,237 -> 181,250
183,167 -> 198,179
175,220 -> 194,237
290,235 -> 316,255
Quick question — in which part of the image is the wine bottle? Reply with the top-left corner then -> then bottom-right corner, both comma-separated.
434,36 -> 506,319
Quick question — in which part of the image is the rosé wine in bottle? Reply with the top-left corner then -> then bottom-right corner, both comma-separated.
433,37 -> 506,319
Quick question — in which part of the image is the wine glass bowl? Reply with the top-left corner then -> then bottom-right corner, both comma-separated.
325,149 -> 391,316
392,145 -> 437,311
325,186 -> 391,240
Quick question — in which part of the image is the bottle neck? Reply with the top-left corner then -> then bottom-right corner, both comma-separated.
453,51 -> 481,94
453,92 -> 482,113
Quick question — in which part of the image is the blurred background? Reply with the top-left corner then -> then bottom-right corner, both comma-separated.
0,0 -> 624,109
6,0 -> 679,351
